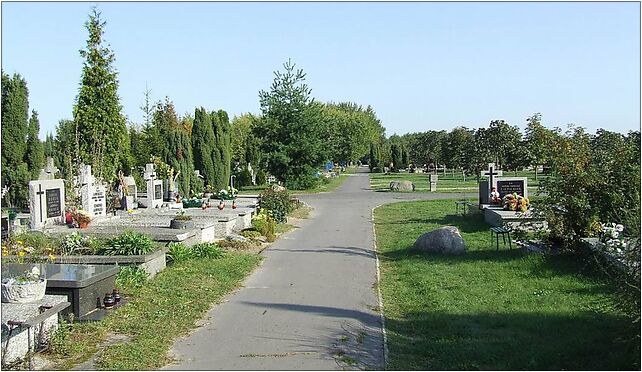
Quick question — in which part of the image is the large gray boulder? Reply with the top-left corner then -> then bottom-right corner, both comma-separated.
389,180 -> 415,192
413,226 -> 466,255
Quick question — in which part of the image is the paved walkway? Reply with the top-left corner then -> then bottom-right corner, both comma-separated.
163,168 -> 466,370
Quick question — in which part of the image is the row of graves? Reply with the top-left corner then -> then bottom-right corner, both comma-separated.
1,158 -> 258,367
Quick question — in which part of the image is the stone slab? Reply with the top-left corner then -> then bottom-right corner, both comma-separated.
1,295 -> 68,366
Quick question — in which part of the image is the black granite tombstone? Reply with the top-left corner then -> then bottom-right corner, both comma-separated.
497,179 -> 525,198
478,180 -> 489,205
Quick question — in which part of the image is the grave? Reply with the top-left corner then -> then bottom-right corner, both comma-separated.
79,164 -> 107,218
478,163 -> 503,206
121,175 -> 137,210
28,180 -> 65,230
140,163 -> 163,209
2,263 -> 120,320
429,174 -> 438,192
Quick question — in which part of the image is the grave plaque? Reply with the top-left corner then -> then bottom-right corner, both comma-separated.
495,177 -> 528,198
46,188 -> 62,218
155,184 -> 162,200
127,184 -> 136,196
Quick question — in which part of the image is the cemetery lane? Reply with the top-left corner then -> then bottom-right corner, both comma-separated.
164,167 -> 467,370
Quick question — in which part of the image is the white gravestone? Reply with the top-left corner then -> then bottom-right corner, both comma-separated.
29,179 -> 65,230
429,174 -> 438,192
143,163 -> 163,209
122,175 -> 137,210
79,165 -> 106,218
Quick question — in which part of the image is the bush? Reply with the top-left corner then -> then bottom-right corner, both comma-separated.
239,229 -> 262,239
166,242 -> 192,264
13,232 -> 59,252
235,168 -> 253,188
252,211 -> 276,240
116,265 -> 148,289
255,170 -> 267,185
259,186 -> 294,223
191,242 -> 225,259
101,231 -> 156,256
59,232 -> 98,255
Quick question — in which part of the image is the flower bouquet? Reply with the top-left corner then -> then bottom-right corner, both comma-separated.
502,193 -> 529,213
72,209 -> 92,228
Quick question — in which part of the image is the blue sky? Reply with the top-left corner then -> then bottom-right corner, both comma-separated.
2,2 -> 640,140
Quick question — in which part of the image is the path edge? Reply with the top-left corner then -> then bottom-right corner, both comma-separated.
372,204 -> 389,369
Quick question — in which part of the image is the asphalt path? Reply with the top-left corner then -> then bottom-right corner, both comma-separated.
163,167 -> 467,370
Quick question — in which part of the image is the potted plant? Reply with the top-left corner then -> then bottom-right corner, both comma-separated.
170,211 -> 194,229
72,209 -> 92,228
1,239 -> 56,303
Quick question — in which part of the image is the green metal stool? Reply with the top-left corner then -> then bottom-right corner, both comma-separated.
490,226 -> 512,251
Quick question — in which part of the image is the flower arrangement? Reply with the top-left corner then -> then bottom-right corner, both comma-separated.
217,186 -> 238,200
72,209 -> 92,227
502,193 -> 529,212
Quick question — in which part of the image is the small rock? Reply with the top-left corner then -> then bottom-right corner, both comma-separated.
413,226 -> 466,255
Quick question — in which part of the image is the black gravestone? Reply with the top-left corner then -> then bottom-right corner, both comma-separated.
478,180 -> 489,205
46,188 -> 62,218
1,217 -> 9,240
497,180 -> 525,198
154,184 -> 162,200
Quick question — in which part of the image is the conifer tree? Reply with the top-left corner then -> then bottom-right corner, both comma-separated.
73,7 -> 128,182
1,72 -> 31,207
191,107 -> 216,187
26,110 -> 45,179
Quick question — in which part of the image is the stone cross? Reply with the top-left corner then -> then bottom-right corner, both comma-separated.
143,163 -> 157,180
38,157 -> 60,180
481,163 -> 503,190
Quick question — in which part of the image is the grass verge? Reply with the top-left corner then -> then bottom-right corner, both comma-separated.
370,170 -> 546,193
374,199 -> 639,370
46,253 -> 261,370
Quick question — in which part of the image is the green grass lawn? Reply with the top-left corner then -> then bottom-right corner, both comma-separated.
236,171 -> 352,195
370,170 -> 546,193
375,199 -> 638,370
46,253 -> 262,370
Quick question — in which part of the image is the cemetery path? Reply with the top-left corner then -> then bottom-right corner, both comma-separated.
163,167 -> 467,370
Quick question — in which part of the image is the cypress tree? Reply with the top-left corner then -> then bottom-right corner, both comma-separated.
210,111 -> 227,191
73,7 -> 127,182
1,72 -> 31,207
26,110 -> 45,179
191,107 -> 216,187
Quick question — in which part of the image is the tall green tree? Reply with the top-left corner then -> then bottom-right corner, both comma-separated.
254,60 -> 327,189
443,126 -> 474,176
152,99 -> 195,196
73,7 -> 128,182
192,107 -> 216,187
211,110 -> 232,191
25,110 -> 45,179
1,72 -> 40,208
